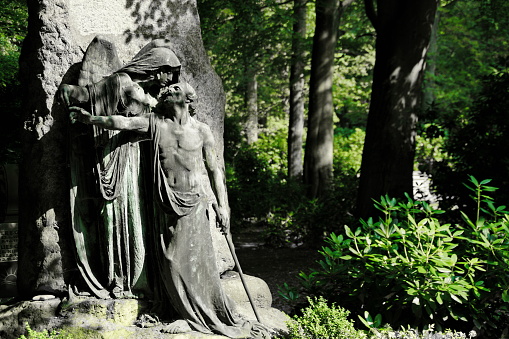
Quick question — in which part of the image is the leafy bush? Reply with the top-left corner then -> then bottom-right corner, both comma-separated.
225,123 -> 290,227
264,173 -> 359,247
225,120 -> 362,246
280,177 -> 509,338
370,326 -> 477,339
432,61 -> 509,217
0,0 -> 27,164
262,128 -> 362,246
333,127 -> 364,174
280,296 -> 367,339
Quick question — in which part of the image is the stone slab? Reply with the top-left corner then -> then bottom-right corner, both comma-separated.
0,297 -> 289,339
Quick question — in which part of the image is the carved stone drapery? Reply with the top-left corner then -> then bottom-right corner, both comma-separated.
18,0 -> 226,297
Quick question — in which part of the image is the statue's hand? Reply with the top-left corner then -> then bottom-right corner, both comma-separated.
69,106 -> 92,124
58,84 -> 72,107
213,204 -> 230,235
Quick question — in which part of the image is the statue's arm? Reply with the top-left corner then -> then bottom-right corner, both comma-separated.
69,106 -> 149,133
202,124 -> 230,232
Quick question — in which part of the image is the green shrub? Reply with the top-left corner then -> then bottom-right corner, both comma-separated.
282,296 -> 367,339
263,128 -> 363,246
225,121 -> 362,246
370,326 -> 477,339
432,62 -> 509,218
281,177 -> 509,337
264,173 -> 359,247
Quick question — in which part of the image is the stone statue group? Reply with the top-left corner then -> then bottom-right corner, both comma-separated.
58,37 -> 270,338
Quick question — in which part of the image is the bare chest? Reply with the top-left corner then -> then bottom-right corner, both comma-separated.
157,120 -> 203,153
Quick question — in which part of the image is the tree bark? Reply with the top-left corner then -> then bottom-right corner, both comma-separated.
245,69 -> 258,145
356,0 -> 439,218
304,0 -> 354,198
288,0 -> 307,178
422,11 -> 439,112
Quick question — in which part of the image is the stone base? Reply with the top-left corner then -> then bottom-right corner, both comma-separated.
0,274 -> 290,338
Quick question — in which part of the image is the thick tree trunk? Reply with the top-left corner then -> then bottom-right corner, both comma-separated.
304,0 -> 354,198
288,0 -> 307,178
422,12 -> 439,112
356,0 -> 439,218
245,70 -> 258,145
304,0 -> 339,198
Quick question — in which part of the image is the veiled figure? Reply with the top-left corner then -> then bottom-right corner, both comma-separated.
68,83 -> 271,338
61,37 -> 181,298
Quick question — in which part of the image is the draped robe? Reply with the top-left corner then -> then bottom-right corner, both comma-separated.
70,73 -> 148,298
148,114 -> 269,338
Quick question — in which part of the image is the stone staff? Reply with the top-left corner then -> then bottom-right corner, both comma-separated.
223,227 -> 262,324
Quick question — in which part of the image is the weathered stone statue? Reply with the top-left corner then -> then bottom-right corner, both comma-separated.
59,37 -> 181,298
68,83 -> 271,338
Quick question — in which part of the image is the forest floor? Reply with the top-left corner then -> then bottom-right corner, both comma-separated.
232,226 -> 321,314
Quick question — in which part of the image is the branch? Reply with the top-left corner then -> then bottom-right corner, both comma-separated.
259,0 -> 295,10
442,0 -> 460,9
364,0 -> 377,30
342,0 -> 357,9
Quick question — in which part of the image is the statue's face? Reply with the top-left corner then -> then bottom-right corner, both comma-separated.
162,85 -> 186,105
156,85 -> 187,117
155,69 -> 175,87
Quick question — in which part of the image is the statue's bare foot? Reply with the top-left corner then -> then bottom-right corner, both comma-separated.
161,319 -> 192,334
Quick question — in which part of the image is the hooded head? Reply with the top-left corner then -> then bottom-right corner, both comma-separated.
118,47 -> 181,80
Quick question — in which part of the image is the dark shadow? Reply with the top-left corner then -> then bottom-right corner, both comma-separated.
123,0 -> 197,43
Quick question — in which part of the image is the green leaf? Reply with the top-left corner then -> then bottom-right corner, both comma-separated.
345,225 -> 354,238
502,290 -> 509,302
450,293 -> 463,304
469,176 -> 479,186
436,293 -> 443,305
479,179 -> 492,185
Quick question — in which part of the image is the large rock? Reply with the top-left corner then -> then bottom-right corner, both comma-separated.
11,1 -> 286,337
18,0 -> 228,297
0,272 -> 290,339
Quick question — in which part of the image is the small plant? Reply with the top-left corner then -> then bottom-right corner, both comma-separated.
281,296 -> 367,339
371,325 -> 477,339
18,323 -> 69,339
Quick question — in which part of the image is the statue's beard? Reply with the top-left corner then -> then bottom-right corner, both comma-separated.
165,98 -> 185,105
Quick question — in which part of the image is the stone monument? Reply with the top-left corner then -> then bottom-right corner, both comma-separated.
0,164 -> 19,298
1,0 -> 288,338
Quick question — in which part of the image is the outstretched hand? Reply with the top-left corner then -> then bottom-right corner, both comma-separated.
69,106 -> 93,124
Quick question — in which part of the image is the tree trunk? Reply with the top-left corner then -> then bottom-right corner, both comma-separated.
288,0 -> 307,178
304,0 -> 354,198
422,11 -> 439,112
245,69 -> 258,145
356,0 -> 439,218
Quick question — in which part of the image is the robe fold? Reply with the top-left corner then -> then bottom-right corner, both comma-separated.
149,114 -> 270,338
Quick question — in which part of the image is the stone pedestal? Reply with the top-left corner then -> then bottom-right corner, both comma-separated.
0,273 -> 289,339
